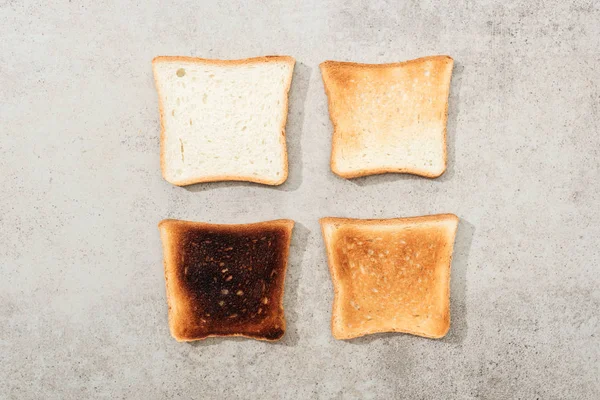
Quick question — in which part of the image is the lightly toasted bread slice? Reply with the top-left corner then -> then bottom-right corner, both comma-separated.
158,219 -> 294,342
320,56 -> 454,179
152,55 -> 295,186
320,214 -> 458,340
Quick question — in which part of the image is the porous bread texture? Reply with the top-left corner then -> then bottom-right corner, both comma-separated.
153,56 -> 295,186
320,214 -> 459,340
320,55 -> 454,178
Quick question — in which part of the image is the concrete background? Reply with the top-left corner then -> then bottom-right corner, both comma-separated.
1,0 -> 599,398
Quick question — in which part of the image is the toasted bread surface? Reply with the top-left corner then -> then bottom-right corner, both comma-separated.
158,219 -> 294,341
320,56 -> 454,178
320,214 -> 458,339
152,55 -> 295,186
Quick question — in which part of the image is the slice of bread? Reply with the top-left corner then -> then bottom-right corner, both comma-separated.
152,56 -> 295,186
158,219 -> 294,341
320,214 -> 458,340
320,56 -> 454,178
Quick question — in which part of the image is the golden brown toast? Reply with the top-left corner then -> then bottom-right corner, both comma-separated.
320,214 -> 458,340
320,56 -> 454,179
158,219 -> 294,341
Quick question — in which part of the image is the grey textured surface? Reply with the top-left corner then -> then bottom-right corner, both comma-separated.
1,0 -> 599,398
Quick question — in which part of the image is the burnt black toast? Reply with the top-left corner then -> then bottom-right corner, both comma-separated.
158,219 -> 294,341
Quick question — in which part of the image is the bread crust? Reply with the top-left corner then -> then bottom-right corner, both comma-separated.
320,55 -> 454,179
320,214 -> 458,340
158,218 -> 294,342
152,55 -> 295,186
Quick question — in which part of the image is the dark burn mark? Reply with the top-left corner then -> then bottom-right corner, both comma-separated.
177,227 -> 286,327
262,326 -> 285,341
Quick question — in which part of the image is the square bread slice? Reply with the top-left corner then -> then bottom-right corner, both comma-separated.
152,56 -> 295,186
320,214 -> 458,340
320,56 -> 454,178
158,219 -> 294,341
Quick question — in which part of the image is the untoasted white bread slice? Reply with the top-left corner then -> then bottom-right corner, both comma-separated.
320,56 -> 454,178
158,219 -> 294,341
320,214 -> 459,340
152,56 -> 295,186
